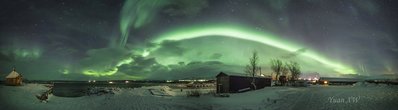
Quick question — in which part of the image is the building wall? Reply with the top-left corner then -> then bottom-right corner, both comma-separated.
216,76 -> 229,93
229,76 -> 252,93
5,77 -> 22,86
217,74 -> 272,93
254,77 -> 272,88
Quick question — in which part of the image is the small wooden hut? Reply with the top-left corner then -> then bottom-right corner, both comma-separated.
5,68 -> 23,86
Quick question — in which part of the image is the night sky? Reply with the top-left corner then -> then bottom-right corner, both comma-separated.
1,0 -> 397,80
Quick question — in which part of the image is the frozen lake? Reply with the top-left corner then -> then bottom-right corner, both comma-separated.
52,82 -> 160,97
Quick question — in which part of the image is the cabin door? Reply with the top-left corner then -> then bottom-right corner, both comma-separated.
217,84 -> 224,93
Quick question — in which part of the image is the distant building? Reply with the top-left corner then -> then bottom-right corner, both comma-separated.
5,68 -> 23,86
318,77 -> 359,85
216,72 -> 271,93
299,72 -> 320,81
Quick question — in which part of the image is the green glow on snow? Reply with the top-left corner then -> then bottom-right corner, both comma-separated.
153,24 -> 356,74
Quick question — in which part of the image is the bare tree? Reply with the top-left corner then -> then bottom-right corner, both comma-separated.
270,59 -> 283,82
280,65 -> 289,86
287,61 -> 301,81
245,51 -> 259,90
281,65 -> 289,76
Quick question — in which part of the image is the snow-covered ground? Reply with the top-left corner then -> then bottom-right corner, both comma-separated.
271,84 -> 398,110
0,83 -> 397,110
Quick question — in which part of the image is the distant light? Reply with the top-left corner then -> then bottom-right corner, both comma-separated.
312,80 -> 316,83
260,74 -> 265,77
323,81 -> 328,84
179,79 -> 194,82
109,81 -> 114,84
166,80 -> 173,83
125,81 -> 129,83
88,80 -> 91,83
198,79 -> 207,82
93,80 -> 96,83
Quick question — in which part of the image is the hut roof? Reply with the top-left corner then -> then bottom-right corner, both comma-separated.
217,72 -> 269,78
6,70 -> 21,78
216,72 -> 228,77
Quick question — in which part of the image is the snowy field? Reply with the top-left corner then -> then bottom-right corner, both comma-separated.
0,83 -> 397,110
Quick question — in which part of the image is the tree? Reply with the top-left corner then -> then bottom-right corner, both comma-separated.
281,64 -> 289,76
281,64 -> 290,86
245,51 -> 259,90
287,61 -> 301,81
270,59 -> 283,82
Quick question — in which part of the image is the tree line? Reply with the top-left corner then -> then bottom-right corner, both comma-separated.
245,51 -> 301,87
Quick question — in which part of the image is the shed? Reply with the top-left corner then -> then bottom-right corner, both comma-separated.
5,68 -> 23,86
216,72 -> 271,93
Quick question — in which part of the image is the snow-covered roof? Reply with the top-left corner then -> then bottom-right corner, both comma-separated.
6,70 -> 21,78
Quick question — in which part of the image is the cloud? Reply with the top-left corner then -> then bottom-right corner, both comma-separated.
52,47 -> 79,57
209,53 -> 223,59
147,60 -> 242,80
0,56 -> 71,80
118,56 -> 168,77
392,48 -> 398,53
111,53 -> 242,80
152,40 -> 186,56
0,46 -> 42,61
116,56 -> 237,80
79,47 -> 133,77
0,51 -> 14,63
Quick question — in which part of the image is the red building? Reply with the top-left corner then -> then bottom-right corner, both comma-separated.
5,68 -> 23,86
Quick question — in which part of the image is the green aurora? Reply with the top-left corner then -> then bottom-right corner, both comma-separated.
81,0 -> 357,78
152,24 -> 355,74
2,0 -> 397,80
80,23 -> 356,78
119,0 -> 168,47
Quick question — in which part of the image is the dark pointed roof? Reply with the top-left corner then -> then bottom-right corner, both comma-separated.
216,72 -> 229,77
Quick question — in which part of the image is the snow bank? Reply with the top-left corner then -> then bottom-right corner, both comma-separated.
353,82 -> 398,88
1,84 -> 289,110
87,87 -> 120,96
111,86 -> 175,96
0,84 -> 53,109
